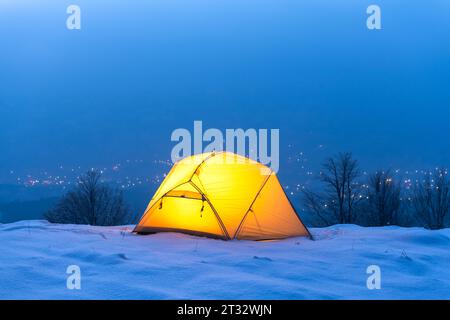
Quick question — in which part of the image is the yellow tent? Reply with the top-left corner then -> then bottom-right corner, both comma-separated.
134,152 -> 311,240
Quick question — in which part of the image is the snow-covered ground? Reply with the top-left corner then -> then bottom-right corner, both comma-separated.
0,220 -> 449,299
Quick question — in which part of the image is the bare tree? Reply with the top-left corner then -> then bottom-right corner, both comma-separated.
302,152 -> 361,225
320,152 -> 361,223
365,170 -> 401,226
412,168 -> 450,230
301,188 -> 334,226
45,170 -> 133,226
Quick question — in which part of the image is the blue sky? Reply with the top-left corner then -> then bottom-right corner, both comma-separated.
1,0 -> 450,180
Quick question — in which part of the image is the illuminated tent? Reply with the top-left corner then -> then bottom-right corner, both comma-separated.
134,152 -> 311,240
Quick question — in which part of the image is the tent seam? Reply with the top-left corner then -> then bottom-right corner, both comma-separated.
189,180 -> 231,240
233,170 -> 274,239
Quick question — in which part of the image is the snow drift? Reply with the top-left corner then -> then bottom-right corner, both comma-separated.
0,220 -> 449,299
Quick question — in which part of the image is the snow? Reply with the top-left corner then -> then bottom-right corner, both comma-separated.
0,220 -> 449,299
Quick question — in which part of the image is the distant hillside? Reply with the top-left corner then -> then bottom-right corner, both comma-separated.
0,184 -> 156,224
123,185 -> 157,223
0,197 -> 59,223
0,184 -> 64,202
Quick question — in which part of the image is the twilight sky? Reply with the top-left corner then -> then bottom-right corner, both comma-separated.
1,0 -> 450,182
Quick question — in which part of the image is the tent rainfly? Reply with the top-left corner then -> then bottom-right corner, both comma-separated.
134,152 -> 312,240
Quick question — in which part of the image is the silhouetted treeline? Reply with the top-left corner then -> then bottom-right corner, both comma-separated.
302,153 -> 450,229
